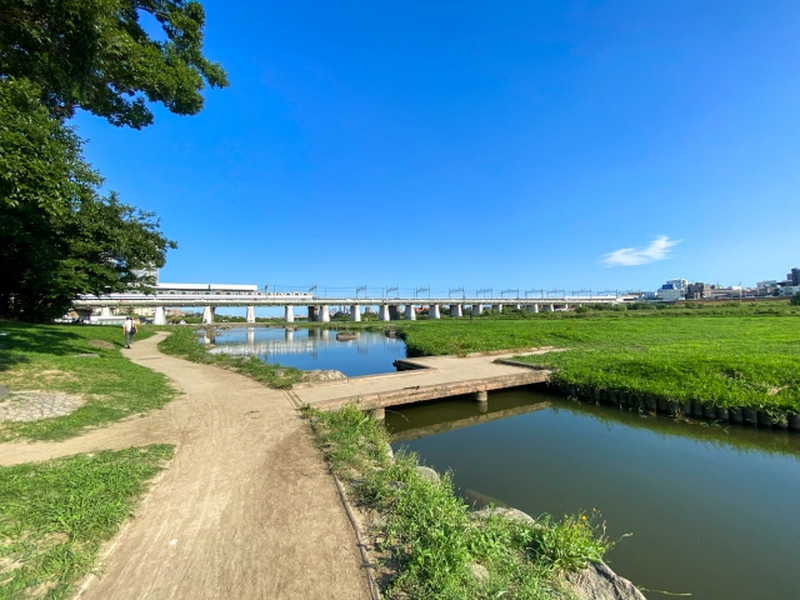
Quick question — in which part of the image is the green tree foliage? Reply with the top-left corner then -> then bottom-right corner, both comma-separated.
0,0 -> 228,128
0,79 -> 176,321
791,292 -> 800,306
0,2 -> 225,321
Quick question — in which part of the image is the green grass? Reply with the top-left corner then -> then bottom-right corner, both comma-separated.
157,326 -> 303,389
0,444 -> 174,599
0,323 -> 179,598
0,322 -> 175,442
395,311 -> 800,420
305,405 -> 610,599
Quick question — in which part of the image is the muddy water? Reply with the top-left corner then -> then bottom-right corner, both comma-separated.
386,389 -> 800,600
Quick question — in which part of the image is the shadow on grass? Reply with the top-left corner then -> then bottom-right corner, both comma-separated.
0,321 -> 90,371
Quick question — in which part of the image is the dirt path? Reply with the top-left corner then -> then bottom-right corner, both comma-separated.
0,333 -> 372,600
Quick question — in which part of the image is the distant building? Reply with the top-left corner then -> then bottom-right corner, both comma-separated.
705,285 -> 743,300
788,268 -> 800,286
757,280 -> 780,296
777,285 -> 800,297
686,282 -> 712,300
656,279 -> 687,302
756,267 -> 800,296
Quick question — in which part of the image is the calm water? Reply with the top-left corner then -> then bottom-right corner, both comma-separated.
205,326 -> 406,376
387,390 -> 800,600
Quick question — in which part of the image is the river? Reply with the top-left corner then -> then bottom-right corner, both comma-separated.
208,327 -> 800,599
386,389 -> 800,600
204,325 -> 406,376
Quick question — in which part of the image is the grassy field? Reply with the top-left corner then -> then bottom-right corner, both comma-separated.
0,322 -> 175,442
394,305 -> 800,421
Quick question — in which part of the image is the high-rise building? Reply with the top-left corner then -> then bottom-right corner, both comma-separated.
788,268 -> 800,286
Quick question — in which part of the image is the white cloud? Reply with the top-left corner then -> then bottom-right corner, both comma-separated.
601,235 -> 681,267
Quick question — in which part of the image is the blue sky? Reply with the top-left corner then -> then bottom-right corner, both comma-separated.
73,0 -> 800,296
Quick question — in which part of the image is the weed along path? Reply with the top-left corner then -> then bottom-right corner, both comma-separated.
0,333 -> 372,600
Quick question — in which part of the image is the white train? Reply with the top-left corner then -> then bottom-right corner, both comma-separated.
155,283 -> 260,295
80,283 -> 315,301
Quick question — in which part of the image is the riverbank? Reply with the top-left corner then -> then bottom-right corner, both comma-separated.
306,404 -> 640,600
387,389 -> 800,600
393,309 -> 800,427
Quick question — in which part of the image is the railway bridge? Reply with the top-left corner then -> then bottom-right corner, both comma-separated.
73,282 -> 631,325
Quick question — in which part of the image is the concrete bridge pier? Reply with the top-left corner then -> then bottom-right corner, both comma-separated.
389,305 -> 400,320
473,390 -> 489,413
379,304 -> 391,321
429,304 -> 441,319
404,304 -> 416,320
319,305 -> 330,322
528,304 -> 540,314
370,407 -> 385,421
450,304 -> 463,318
284,305 -> 295,323
246,306 -> 256,323
473,304 -> 483,316
307,306 -> 318,322
100,306 -> 113,318
548,304 -> 555,312
202,306 -> 215,324
492,304 -> 504,313
154,306 -> 167,325
350,304 -> 362,322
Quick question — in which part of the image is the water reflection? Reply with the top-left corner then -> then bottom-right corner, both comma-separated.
390,392 -> 551,442
205,326 -> 406,377
387,389 -> 800,600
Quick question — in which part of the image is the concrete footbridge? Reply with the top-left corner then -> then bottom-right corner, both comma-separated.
286,352 -> 552,417
74,282 -> 633,325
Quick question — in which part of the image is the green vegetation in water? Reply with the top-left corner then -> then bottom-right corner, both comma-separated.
0,322 -> 175,442
395,310 -> 800,420
0,444 -> 174,599
158,326 -> 303,389
305,405 -> 610,600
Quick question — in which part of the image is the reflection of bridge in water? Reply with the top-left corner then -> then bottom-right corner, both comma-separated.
389,399 -> 551,442
204,328 -> 387,358
207,341 -> 320,357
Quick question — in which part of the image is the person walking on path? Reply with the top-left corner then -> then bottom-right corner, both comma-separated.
122,316 -> 137,348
